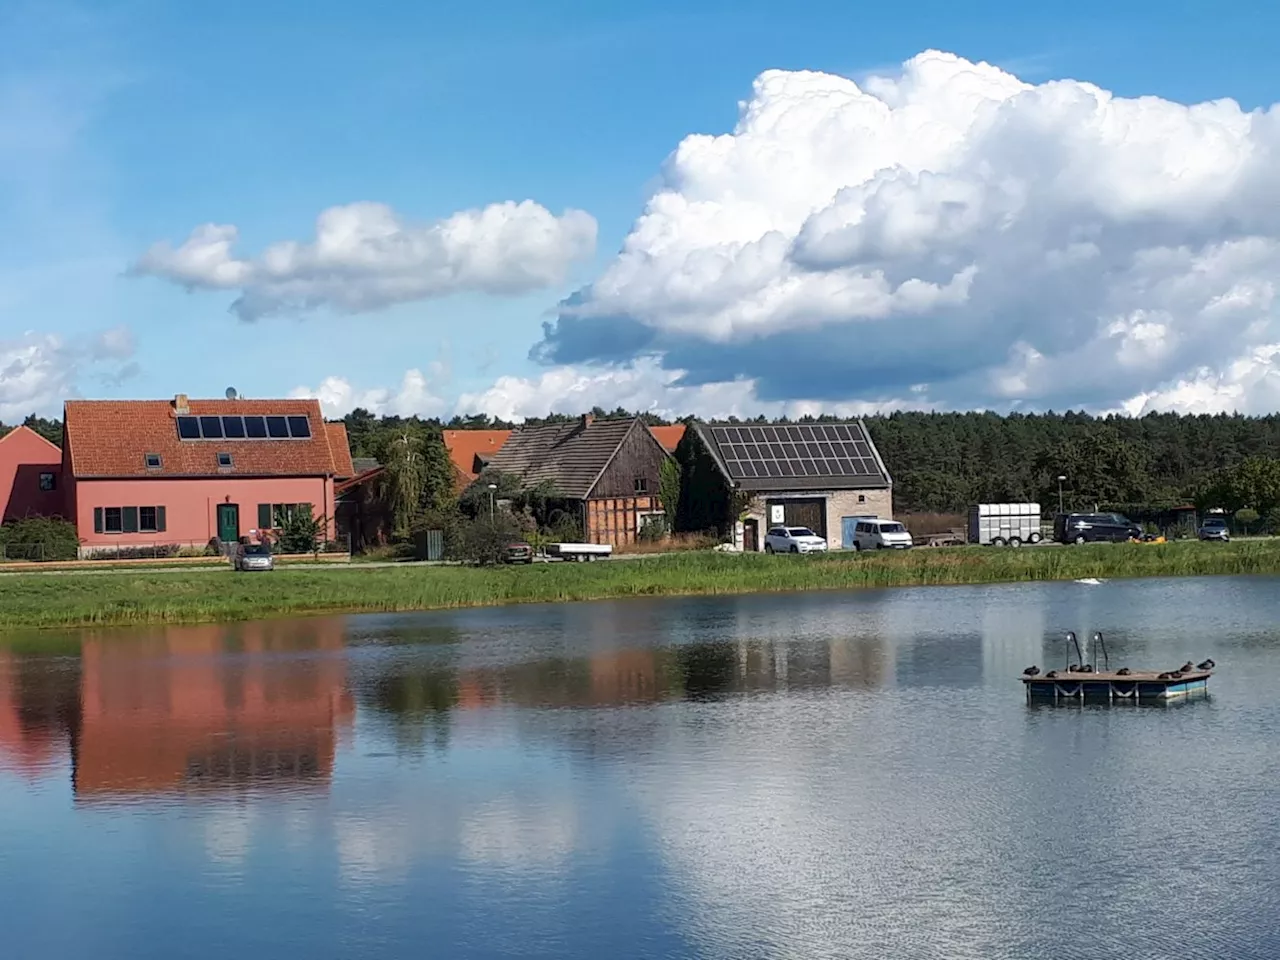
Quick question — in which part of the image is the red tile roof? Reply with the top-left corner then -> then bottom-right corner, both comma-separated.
64,398 -> 349,479
442,430 -> 511,486
325,422 -> 355,479
649,424 -> 686,452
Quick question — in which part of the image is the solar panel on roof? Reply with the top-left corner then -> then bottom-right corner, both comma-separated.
199,416 -> 223,439
222,416 -> 246,438
287,416 -> 311,438
706,420 -> 883,484
244,416 -> 267,438
177,416 -> 200,440
266,416 -> 289,438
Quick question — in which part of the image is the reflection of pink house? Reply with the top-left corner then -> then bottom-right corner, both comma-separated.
0,426 -> 64,523
63,395 -> 354,554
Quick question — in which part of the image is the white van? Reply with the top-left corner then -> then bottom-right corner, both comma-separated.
852,518 -> 913,550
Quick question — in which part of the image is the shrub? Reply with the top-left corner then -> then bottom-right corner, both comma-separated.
94,544 -> 182,561
638,514 -> 669,542
1235,507 -> 1260,535
544,510 -> 582,544
278,506 -> 322,554
1265,506 -> 1280,535
456,516 -> 526,565
0,517 -> 79,562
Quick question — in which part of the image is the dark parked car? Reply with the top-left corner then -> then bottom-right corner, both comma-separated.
504,541 -> 534,564
1053,512 -> 1143,544
1198,517 -> 1230,541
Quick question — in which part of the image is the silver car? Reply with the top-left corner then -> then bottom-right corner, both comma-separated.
1198,518 -> 1230,542
233,543 -> 275,571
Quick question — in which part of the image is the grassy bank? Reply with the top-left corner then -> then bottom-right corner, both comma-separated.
2,539 -> 1279,631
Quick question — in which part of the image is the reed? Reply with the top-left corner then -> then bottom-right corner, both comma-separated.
1,540 -> 1277,632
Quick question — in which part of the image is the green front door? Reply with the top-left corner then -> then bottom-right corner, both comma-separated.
217,503 -> 240,543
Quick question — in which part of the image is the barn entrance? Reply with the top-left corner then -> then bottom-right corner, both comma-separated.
766,498 -> 827,540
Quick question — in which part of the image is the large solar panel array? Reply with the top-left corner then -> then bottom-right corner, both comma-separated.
709,423 -> 882,481
176,414 -> 312,441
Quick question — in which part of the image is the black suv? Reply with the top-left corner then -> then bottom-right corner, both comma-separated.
1054,512 -> 1143,544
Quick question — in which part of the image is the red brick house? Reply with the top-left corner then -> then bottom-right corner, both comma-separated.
0,426 -> 64,523
62,395 -> 353,555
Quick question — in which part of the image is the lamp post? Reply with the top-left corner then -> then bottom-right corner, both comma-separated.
1057,475 -> 1066,515
488,483 -> 498,520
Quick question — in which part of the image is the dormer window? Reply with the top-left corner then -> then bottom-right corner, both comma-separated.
145,453 -> 162,470
217,452 -> 233,468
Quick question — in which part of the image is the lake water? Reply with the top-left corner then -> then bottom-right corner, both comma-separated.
2,576 -> 1279,959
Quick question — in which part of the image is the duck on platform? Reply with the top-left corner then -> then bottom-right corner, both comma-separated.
1116,667 -> 1132,676
1180,661 -> 1194,673
1197,658 -> 1216,670
1045,670 -> 1058,678
1023,666 -> 1041,677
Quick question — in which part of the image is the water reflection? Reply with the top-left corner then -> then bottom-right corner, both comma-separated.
1,579 -> 1279,959
0,619 -> 354,799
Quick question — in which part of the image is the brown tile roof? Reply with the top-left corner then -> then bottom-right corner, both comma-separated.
442,430 -> 511,485
649,424 -> 686,452
64,398 -> 347,479
485,418 -> 642,499
325,422 -> 355,479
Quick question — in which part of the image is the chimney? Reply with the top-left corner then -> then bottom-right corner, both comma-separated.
580,413 -> 594,431
174,393 -> 190,415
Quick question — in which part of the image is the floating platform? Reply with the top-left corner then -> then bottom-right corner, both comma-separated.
1021,669 -> 1211,703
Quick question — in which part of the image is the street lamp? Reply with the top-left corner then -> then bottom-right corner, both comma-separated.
488,483 -> 498,520
1057,475 -> 1066,515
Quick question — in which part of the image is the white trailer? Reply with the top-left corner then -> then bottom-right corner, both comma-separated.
546,542 -> 613,562
968,503 -> 1043,546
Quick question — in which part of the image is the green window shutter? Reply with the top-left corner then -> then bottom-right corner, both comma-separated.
94,507 -> 103,534
258,504 -> 272,529
122,506 -> 139,533
156,506 -> 166,533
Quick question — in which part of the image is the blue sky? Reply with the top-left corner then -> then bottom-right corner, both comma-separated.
4,0 -> 1280,421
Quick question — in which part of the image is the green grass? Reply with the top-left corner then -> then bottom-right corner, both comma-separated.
1,540 -> 1278,632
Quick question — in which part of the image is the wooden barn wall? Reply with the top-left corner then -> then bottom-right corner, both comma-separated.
585,496 -> 661,546
589,426 -> 670,502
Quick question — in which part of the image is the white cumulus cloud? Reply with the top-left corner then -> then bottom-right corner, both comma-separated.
0,328 -> 138,421
290,364 -> 449,419
136,200 -> 598,321
454,357 -> 926,422
535,50 -> 1280,413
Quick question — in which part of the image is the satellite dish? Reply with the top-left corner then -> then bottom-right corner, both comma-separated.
225,387 -> 238,400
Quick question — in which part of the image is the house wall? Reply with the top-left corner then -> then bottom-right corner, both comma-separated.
584,495 -> 664,546
740,487 -> 894,551
590,424 -> 670,501
73,476 -> 336,550
0,429 -> 64,522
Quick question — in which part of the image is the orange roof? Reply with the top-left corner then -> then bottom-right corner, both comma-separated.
442,429 -> 511,484
325,422 -> 354,478
64,398 -> 348,479
649,424 -> 686,452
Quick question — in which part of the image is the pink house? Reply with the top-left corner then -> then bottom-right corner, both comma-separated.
0,426 -> 65,523
63,395 -> 354,555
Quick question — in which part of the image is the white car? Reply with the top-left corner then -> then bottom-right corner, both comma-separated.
764,526 -> 828,554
